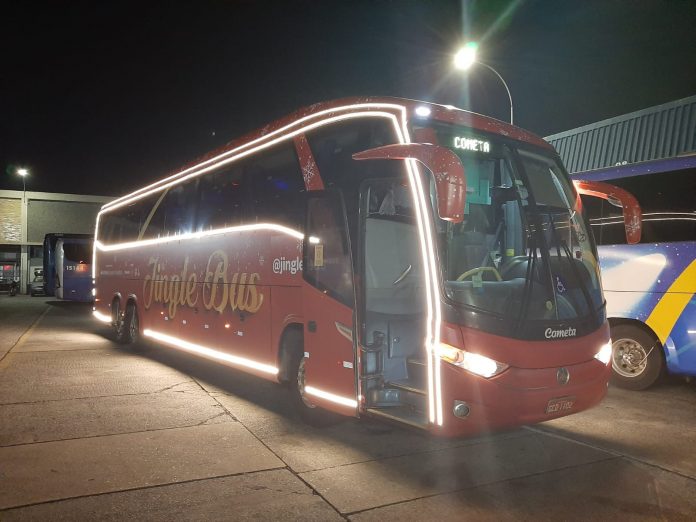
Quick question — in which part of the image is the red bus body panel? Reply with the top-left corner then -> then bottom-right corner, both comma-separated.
437,322 -> 611,437
98,228 -> 304,380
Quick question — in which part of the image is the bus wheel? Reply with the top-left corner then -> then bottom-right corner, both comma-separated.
117,301 -> 141,347
288,348 -> 338,427
610,324 -> 664,390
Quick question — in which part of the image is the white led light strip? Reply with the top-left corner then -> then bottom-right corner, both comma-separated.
102,103 -> 408,211
95,223 -> 304,252
94,101 -> 445,427
304,385 -> 358,409
143,329 -> 279,375
402,156 -> 442,426
92,213 -> 101,279
99,109 -> 405,214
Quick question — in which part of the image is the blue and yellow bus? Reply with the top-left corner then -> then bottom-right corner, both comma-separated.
573,156 -> 696,389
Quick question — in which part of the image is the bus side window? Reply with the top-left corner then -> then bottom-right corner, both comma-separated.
197,163 -> 247,231
304,192 -> 354,307
305,118 -> 404,255
613,168 -> 696,243
581,195 -> 626,245
247,142 -> 305,229
582,167 -> 696,245
101,195 -> 156,244
141,180 -> 198,239
306,118 -> 403,193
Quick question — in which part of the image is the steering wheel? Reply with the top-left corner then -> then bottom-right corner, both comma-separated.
456,266 -> 502,282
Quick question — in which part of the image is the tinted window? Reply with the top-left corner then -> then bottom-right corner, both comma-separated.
142,180 -> 198,239
306,118 -> 403,241
63,242 -> 92,263
197,161 -> 248,230
247,142 -> 305,228
305,193 -> 354,307
582,167 -> 696,244
98,193 -> 158,244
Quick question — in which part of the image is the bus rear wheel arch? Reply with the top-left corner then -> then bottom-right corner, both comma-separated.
609,322 -> 664,390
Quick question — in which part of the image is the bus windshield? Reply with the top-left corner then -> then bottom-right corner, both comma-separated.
429,124 -> 603,324
63,242 -> 93,264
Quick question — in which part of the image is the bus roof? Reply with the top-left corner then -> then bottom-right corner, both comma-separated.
190,97 -> 552,167
102,97 -> 553,211
570,154 -> 696,182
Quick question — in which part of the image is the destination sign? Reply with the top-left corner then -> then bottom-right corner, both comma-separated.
453,136 -> 491,153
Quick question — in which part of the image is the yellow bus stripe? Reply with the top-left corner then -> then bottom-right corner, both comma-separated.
646,259 -> 696,344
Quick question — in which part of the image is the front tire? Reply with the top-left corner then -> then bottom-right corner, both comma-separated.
610,324 -> 664,390
288,346 -> 338,427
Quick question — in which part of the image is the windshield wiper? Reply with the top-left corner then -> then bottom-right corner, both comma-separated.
517,235 -> 537,329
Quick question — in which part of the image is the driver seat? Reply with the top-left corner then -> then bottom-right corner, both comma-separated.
448,206 -> 492,280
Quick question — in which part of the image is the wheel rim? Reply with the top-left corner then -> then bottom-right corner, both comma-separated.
297,358 -> 315,408
114,308 -> 124,335
130,309 -> 138,340
612,337 -> 648,378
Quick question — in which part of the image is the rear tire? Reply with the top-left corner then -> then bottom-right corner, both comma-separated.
117,301 -> 142,348
610,324 -> 664,390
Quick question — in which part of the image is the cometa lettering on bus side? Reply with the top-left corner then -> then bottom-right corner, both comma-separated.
544,327 -> 577,339
453,136 -> 490,153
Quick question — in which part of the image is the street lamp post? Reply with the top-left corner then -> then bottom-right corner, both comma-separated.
454,43 -> 514,125
15,168 -> 29,294
16,168 -> 28,202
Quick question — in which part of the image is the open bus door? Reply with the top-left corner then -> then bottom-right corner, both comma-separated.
300,191 -> 359,417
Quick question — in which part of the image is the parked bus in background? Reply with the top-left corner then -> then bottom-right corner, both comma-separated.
92,97 -> 639,436
43,233 -> 94,302
573,155 -> 696,390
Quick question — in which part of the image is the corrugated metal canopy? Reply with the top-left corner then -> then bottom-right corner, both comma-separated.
546,95 -> 696,173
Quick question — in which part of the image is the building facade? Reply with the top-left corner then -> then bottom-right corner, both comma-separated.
0,190 -> 113,294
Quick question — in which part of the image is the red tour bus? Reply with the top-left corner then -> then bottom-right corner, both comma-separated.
92,97 -> 640,436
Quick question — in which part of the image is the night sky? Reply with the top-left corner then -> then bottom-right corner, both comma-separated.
2,0 -> 695,197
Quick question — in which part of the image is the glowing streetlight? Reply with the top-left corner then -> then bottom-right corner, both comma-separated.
16,167 -> 28,199
453,43 -> 514,125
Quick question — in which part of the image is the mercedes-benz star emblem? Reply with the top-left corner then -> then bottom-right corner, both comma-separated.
557,367 -> 570,385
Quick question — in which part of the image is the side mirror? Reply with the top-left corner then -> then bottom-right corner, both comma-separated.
573,179 -> 642,244
352,143 -> 466,223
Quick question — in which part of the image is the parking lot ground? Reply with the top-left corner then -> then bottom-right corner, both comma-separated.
1,295 -> 695,520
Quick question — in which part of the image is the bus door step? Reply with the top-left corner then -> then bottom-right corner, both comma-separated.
389,379 -> 426,396
366,406 -> 428,430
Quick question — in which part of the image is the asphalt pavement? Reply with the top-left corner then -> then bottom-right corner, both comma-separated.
1,295 -> 694,520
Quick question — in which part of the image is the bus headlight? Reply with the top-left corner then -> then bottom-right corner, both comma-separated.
439,343 -> 508,378
595,342 -> 612,365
